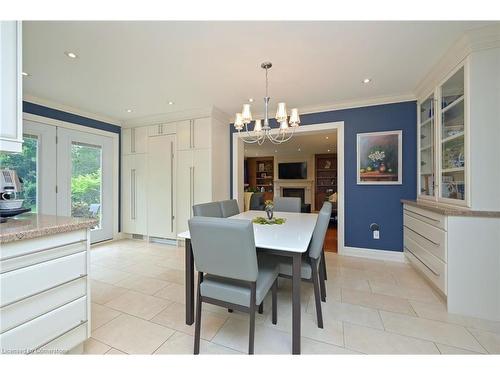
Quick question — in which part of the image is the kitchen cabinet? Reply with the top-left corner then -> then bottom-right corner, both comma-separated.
0,21 -> 23,153
147,122 -> 176,137
177,118 -> 211,150
122,154 -> 147,235
122,127 -> 148,155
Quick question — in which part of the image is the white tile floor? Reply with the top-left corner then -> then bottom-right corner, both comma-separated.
84,239 -> 500,355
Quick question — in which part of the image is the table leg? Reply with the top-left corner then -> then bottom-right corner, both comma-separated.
185,238 -> 194,325
292,253 -> 301,354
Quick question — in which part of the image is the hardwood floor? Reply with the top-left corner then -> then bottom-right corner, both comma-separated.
324,226 -> 337,253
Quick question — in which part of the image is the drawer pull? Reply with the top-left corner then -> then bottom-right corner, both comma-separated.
404,225 -> 440,246
1,274 -> 87,309
406,210 -> 440,223
405,246 -> 440,276
1,240 -> 86,262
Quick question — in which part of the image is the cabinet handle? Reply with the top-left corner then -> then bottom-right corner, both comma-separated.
170,141 -> 174,233
131,169 -> 136,220
190,120 -> 194,148
191,120 -> 195,148
404,246 -> 440,276
190,166 -> 194,218
158,124 -> 163,135
131,128 -> 136,153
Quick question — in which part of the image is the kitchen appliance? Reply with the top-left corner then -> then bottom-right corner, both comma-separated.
0,169 -> 30,222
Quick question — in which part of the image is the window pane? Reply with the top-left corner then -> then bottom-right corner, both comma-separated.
0,135 -> 38,212
71,142 -> 102,227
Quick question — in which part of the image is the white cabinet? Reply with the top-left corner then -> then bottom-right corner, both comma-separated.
177,118 -> 211,150
147,123 -> 176,137
147,134 -> 176,238
122,127 -> 148,155
122,154 -> 147,235
0,21 -> 23,153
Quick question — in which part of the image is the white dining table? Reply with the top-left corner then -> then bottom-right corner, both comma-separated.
178,210 -> 318,355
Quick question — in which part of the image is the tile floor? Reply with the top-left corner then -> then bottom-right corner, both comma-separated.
84,239 -> 500,355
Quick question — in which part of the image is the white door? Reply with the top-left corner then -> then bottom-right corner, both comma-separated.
193,148 -> 211,205
56,128 -> 114,243
147,134 -> 176,238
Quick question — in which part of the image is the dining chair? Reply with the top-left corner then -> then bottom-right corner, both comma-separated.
192,202 -> 223,217
219,199 -> 240,217
249,192 -> 265,210
259,202 -> 332,328
188,216 -> 279,354
273,197 -> 301,213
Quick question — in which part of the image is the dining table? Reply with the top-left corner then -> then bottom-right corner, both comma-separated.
178,210 -> 319,355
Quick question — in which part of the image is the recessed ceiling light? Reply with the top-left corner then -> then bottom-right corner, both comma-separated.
126,109 -> 133,113
325,136 -> 329,139
327,149 -> 331,152
363,78 -> 371,84
298,148 -> 301,152
168,101 -> 174,105
22,72 -> 29,77
249,98 -> 254,103
65,51 -> 78,59
274,149 -> 277,153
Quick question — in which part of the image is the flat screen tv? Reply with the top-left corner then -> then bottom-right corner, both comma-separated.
278,162 -> 307,179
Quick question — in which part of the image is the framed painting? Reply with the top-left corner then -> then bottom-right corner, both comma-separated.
357,130 -> 402,184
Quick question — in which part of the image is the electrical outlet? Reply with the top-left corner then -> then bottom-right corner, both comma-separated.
373,230 -> 380,240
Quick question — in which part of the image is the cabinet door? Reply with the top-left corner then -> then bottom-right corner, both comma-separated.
193,148 -> 212,205
193,118 -> 211,149
176,150 -> 193,234
0,21 -> 22,153
176,120 -> 192,150
439,66 -> 466,203
147,135 -> 176,238
122,127 -> 147,154
122,154 -> 147,234
418,94 -> 436,197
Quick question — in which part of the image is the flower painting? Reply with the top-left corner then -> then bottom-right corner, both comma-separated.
357,130 -> 402,184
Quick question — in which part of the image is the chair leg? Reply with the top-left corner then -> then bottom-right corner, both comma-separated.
311,261 -> 324,329
271,280 -> 277,325
248,282 -> 256,355
258,302 -> 264,314
194,272 -> 203,354
228,309 -> 233,313
321,250 -> 328,281
319,259 -> 327,303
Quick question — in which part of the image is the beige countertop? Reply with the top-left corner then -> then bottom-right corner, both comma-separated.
0,213 -> 98,243
401,199 -> 500,218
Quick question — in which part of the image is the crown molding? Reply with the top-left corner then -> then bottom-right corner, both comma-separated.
415,24 -> 500,100
23,94 -> 122,126
122,106 -> 231,128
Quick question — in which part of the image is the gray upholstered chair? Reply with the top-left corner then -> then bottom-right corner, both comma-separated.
192,202 -> 223,217
188,216 -> 279,354
273,197 -> 301,213
249,192 -> 265,210
259,202 -> 332,328
219,199 -> 240,218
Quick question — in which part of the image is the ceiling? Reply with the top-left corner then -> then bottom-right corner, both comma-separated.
244,130 -> 337,157
22,21 -> 494,123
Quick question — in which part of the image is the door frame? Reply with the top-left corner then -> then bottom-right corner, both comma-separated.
232,121 -> 345,255
23,113 -> 120,240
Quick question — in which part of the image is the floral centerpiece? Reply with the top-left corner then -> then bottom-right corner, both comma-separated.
264,199 -> 274,220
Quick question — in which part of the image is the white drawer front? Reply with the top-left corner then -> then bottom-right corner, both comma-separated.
1,240 -> 87,273
34,322 -> 88,355
403,226 -> 447,262
1,277 -> 87,333
0,296 -> 87,354
0,251 -> 87,307
0,230 -> 87,261
403,205 -> 446,230
404,213 -> 446,247
405,236 -> 447,294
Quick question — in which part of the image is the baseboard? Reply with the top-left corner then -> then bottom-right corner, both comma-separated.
341,246 -> 406,263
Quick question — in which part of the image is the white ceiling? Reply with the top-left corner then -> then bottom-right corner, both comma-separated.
244,130 -> 337,157
22,21 -> 494,123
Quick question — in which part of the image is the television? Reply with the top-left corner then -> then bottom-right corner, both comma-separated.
278,162 -> 307,179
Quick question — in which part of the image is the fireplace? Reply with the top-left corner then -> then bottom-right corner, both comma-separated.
282,188 -> 305,204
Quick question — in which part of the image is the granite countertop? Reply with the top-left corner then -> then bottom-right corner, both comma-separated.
401,199 -> 500,218
0,213 -> 98,243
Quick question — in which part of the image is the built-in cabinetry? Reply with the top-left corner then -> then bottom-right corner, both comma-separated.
121,114 -> 229,239
245,157 -> 274,201
0,21 -> 23,153
314,154 -> 337,211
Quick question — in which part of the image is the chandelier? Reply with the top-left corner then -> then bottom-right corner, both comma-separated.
233,62 -> 300,145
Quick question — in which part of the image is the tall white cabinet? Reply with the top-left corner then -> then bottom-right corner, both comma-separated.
121,114 -> 229,240
0,21 -> 23,153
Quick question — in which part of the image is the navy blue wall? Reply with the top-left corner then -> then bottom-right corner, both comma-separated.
230,101 -> 417,252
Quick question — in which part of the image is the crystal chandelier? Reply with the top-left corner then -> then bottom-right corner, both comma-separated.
233,62 -> 300,145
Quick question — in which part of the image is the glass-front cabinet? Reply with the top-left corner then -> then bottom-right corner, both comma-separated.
418,63 -> 468,206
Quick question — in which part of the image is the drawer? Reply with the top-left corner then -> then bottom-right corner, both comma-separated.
0,230 -> 87,261
0,296 -> 87,354
404,236 -> 447,294
1,277 -> 87,333
1,240 -> 87,273
34,322 -> 88,355
0,251 -> 87,307
403,226 -> 447,262
404,205 -> 446,230
404,213 -> 446,247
